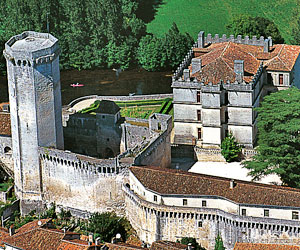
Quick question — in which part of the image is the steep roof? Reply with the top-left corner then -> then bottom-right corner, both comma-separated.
0,113 -> 11,136
95,100 -> 120,114
130,166 -> 300,207
234,242 -> 300,250
58,239 -> 97,250
191,42 -> 300,84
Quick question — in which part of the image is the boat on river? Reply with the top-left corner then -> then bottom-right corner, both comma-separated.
70,83 -> 84,87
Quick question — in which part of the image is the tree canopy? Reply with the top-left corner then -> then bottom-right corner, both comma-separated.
243,88 -> 300,188
180,237 -> 206,250
0,0 -> 146,71
214,235 -> 225,250
137,22 -> 193,71
226,14 -> 284,44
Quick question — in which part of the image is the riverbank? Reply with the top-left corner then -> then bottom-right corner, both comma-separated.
0,68 -> 172,105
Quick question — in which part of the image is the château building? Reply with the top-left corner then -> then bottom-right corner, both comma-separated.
172,31 -> 300,148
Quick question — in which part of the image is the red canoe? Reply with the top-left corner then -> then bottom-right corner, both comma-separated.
70,83 -> 84,87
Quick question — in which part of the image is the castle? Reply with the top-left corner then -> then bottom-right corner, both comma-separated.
1,31 -> 300,250
172,31 -> 300,148
1,31 -> 171,215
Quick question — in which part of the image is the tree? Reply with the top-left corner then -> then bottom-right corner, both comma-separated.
88,212 -> 127,242
214,235 -> 225,250
137,23 -> 193,71
243,88 -> 300,187
180,237 -> 206,250
226,14 -> 284,44
137,35 -> 165,71
221,133 -> 241,162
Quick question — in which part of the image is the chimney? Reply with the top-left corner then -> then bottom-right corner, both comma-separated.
234,60 -> 244,83
88,241 -> 92,246
183,69 -> 190,81
268,36 -> 273,47
230,179 -> 235,189
187,243 -> 193,250
9,225 -> 15,236
264,39 -> 269,52
198,31 -> 205,48
191,58 -> 202,74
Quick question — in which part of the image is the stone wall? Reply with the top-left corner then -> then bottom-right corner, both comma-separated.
39,147 -> 130,216
124,186 -> 300,250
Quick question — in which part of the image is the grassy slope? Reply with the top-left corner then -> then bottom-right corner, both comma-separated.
147,0 -> 298,43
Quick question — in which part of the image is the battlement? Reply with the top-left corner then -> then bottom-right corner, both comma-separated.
4,31 -> 60,66
39,147 -> 128,176
200,32 -> 272,47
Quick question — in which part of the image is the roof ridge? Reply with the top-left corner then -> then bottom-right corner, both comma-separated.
131,166 -> 300,194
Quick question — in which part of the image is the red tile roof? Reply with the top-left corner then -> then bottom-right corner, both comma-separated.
3,228 -> 65,250
0,112 -> 11,136
58,239 -> 96,250
150,241 -> 187,250
16,218 -> 52,234
106,242 -> 145,250
191,42 -> 300,84
234,242 -> 300,250
0,227 -> 9,248
130,166 -> 300,207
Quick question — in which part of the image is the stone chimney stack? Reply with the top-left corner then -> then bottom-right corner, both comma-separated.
264,39 -> 269,52
191,58 -> 202,74
183,69 -> 190,81
9,225 -> 15,236
198,31 -> 205,48
268,36 -> 273,47
234,60 -> 244,83
230,179 -> 235,189
188,243 -> 193,250
89,233 -> 94,243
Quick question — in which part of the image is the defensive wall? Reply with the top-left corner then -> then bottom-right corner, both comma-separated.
67,94 -> 173,109
38,146 -> 130,216
124,185 -> 300,250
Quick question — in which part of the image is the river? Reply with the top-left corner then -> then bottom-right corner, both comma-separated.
0,68 -> 172,105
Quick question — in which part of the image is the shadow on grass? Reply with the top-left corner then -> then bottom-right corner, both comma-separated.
136,0 -> 164,24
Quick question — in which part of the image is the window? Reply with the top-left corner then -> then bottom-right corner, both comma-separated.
292,211 -> 299,220
264,209 -> 269,217
183,199 -> 187,206
154,195 -> 157,202
241,209 -> 246,216
198,221 -> 203,227
197,110 -> 201,121
197,128 -> 202,140
202,200 -> 207,207
197,91 -> 201,103
279,74 -> 283,85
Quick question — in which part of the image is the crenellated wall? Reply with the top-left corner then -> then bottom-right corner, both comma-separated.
38,147 -> 130,216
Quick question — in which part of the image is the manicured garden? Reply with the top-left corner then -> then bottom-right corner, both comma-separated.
78,98 -> 173,119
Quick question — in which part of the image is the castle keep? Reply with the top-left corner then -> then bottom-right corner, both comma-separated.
1,31 -> 172,215
172,31 -> 300,148
3,31 -> 64,212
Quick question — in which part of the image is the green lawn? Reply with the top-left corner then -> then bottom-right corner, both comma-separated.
147,0 -> 297,43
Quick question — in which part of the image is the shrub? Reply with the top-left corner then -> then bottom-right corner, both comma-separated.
221,133 -> 241,162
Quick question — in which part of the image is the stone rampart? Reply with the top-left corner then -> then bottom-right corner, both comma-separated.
38,147 -> 130,216
124,185 -> 300,250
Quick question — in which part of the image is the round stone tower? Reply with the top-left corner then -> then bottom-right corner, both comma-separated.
3,31 -> 64,214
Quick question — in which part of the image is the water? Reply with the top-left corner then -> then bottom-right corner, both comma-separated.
0,68 -> 172,105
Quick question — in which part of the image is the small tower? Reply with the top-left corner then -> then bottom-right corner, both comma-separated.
3,31 -> 64,214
